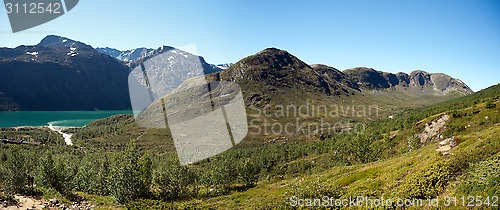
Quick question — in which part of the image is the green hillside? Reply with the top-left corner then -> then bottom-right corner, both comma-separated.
53,48 -> 475,152
1,83 -> 497,209
123,84 -> 500,209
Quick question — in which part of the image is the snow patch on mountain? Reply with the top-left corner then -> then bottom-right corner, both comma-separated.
216,63 -> 233,69
26,51 -> 39,57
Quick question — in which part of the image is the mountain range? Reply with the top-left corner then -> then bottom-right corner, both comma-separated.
0,36 -> 220,111
0,35 -> 473,112
96,47 -> 156,63
219,48 -> 471,95
96,46 -> 227,72
214,48 -> 472,114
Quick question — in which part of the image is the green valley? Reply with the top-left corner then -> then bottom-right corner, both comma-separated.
1,81 -> 498,209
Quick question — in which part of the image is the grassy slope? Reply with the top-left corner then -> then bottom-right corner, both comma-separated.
123,84 -> 500,209
71,84 -> 465,151
1,85 -> 494,209
61,84 -> 499,209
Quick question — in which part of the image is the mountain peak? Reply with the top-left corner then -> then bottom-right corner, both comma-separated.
245,47 -> 310,71
410,70 -> 430,75
344,67 -> 378,73
257,47 -> 286,55
38,35 -> 65,43
219,48 -> 338,96
157,45 -> 176,52
255,48 -> 300,60
38,35 -> 93,50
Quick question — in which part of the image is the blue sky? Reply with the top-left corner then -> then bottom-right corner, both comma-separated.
1,0 -> 499,91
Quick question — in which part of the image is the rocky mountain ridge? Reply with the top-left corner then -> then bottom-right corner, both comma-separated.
96,46 -> 221,74
344,67 -> 472,94
218,48 -> 473,98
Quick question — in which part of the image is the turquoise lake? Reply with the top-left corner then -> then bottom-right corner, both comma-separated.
0,110 -> 133,127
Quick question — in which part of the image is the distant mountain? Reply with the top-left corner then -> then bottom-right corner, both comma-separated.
0,35 -> 132,111
94,47 -> 122,58
343,67 -> 473,95
96,46 -> 221,74
215,63 -> 233,69
96,47 -> 156,63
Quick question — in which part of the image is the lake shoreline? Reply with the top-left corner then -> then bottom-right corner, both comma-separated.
1,125 -> 79,146
7,125 -> 77,130
0,110 -> 133,128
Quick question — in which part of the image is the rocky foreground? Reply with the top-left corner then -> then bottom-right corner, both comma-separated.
1,195 -> 94,210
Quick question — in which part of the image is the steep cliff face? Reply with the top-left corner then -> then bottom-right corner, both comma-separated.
0,35 -> 132,111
